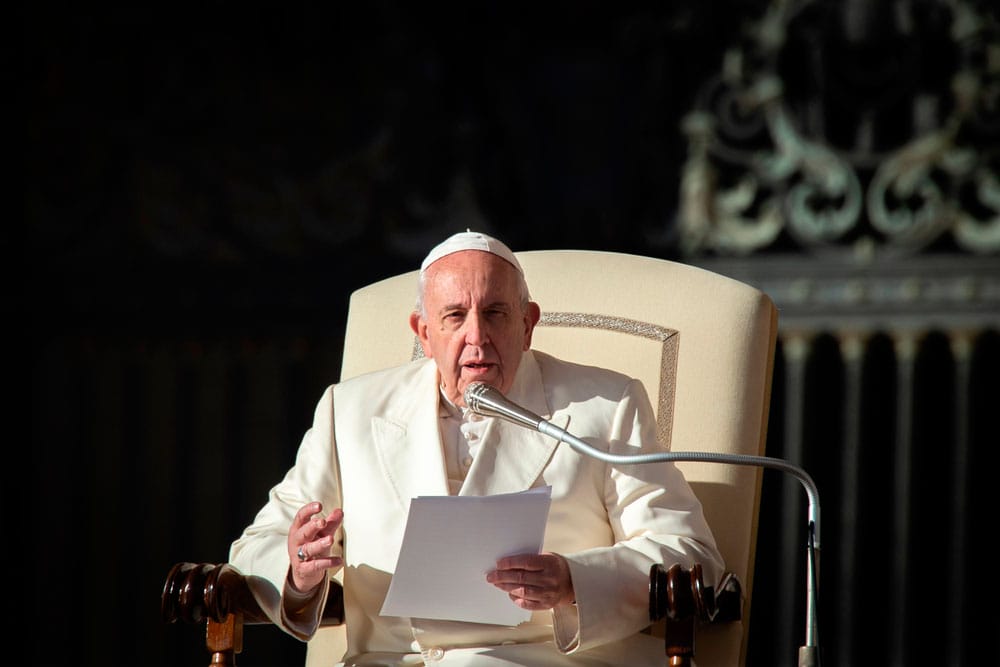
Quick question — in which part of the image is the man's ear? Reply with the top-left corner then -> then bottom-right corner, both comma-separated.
409,311 -> 433,357
522,302 -> 542,350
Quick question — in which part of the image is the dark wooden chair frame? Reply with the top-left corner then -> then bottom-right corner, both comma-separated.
162,560 -> 741,667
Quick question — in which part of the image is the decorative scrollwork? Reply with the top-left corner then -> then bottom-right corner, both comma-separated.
678,0 -> 999,258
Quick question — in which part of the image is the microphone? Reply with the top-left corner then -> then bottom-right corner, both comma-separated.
462,381 -> 822,667
463,381 -> 545,430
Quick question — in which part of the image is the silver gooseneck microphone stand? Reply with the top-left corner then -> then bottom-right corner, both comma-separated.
464,382 -> 821,667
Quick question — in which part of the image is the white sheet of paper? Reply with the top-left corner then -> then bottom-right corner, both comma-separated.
380,486 -> 552,626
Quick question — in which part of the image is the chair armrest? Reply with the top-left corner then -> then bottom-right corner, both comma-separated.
161,561 -> 732,666
162,562 -> 344,666
649,563 -> 743,666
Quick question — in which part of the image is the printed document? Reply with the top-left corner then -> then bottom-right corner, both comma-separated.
381,486 -> 552,626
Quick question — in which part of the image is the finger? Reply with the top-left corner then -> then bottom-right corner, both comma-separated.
295,551 -> 341,573
495,553 -> 546,572
298,552 -> 343,570
487,578 -> 539,593
489,562 -> 561,589
320,508 -> 344,537
498,585 -> 546,606
507,587 -> 560,610
309,509 -> 344,550
291,502 -> 323,536
297,506 -> 340,545
487,567 -> 534,588
298,533 -> 335,561
512,597 -> 556,611
488,573 -> 552,603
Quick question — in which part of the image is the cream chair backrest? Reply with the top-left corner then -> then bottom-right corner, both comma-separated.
308,250 -> 778,667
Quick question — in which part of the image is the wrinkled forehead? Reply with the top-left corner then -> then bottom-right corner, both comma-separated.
422,250 -> 523,304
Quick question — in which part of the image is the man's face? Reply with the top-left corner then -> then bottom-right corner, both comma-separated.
410,250 -> 540,407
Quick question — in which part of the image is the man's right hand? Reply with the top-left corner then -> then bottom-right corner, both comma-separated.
288,502 -> 343,593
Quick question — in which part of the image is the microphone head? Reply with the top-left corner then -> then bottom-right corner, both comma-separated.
462,381 -> 544,430
463,381 -> 494,413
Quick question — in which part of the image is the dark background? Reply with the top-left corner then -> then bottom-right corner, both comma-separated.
25,2 -> 999,666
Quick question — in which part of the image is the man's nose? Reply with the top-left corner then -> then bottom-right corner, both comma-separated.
464,312 -> 490,346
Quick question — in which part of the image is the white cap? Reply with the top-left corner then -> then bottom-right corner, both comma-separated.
419,230 -> 523,275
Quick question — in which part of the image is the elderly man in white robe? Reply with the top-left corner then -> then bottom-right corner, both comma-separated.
230,231 -> 724,666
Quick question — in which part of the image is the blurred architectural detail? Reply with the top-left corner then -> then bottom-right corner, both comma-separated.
678,0 -> 998,258
677,2 -> 999,665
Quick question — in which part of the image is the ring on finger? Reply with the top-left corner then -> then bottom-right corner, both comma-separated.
297,546 -> 308,562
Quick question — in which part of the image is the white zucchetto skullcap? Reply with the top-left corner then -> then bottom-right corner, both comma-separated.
419,230 -> 524,275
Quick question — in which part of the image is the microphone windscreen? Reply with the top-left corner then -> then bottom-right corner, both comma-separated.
463,381 -> 493,413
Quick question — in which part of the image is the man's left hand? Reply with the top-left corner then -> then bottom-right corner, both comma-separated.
487,552 -> 575,611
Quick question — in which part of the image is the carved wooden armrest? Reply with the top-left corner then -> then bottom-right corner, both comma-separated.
649,563 -> 743,667
162,561 -> 731,667
162,562 -> 344,667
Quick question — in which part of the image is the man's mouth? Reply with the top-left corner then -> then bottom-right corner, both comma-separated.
463,362 -> 494,372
